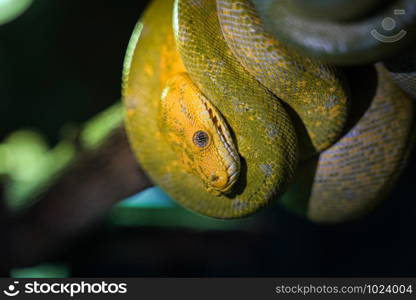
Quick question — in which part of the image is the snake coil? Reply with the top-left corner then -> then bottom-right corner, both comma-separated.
123,0 -> 414,223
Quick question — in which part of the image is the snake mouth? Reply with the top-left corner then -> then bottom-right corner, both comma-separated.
217,130 -> 240,191
200,96 -> 241,194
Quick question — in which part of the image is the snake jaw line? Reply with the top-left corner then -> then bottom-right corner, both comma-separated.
200,93 -> 241,195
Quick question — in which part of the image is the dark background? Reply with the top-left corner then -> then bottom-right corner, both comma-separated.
0,0 -> 148,144
0,0 -> 415,277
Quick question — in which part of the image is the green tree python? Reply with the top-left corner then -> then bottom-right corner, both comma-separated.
122,0 -> 415,223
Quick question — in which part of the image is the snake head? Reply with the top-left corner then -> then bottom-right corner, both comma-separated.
159,73 -> 240,195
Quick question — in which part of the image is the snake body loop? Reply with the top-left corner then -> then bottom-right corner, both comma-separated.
216,0 -> 348,153
281,64 -> 414,222
123,0 -> 414,222
173,0 -> 299,217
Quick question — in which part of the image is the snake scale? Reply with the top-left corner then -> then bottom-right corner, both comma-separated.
123,0 -> 414,223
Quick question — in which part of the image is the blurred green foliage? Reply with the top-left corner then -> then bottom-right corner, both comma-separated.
0,130 -> 75,210
0,0 -> 33,25
81,103 -> 124,149
11,263 -> 69,278
0,103 -> 123,211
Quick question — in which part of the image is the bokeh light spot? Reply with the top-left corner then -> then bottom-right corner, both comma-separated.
0,0 -> 33,25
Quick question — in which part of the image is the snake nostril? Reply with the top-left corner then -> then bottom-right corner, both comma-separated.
210,174 -> 219,182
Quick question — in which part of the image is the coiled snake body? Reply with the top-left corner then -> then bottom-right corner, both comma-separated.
123,0 -> 414,222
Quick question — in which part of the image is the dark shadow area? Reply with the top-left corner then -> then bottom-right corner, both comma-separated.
62,149 -> 416,277
384,45 -> 416,99
0,0 -> 151,144
341,64 -> 377,132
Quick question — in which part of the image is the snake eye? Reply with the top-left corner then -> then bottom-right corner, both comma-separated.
193,130 -> 210,148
